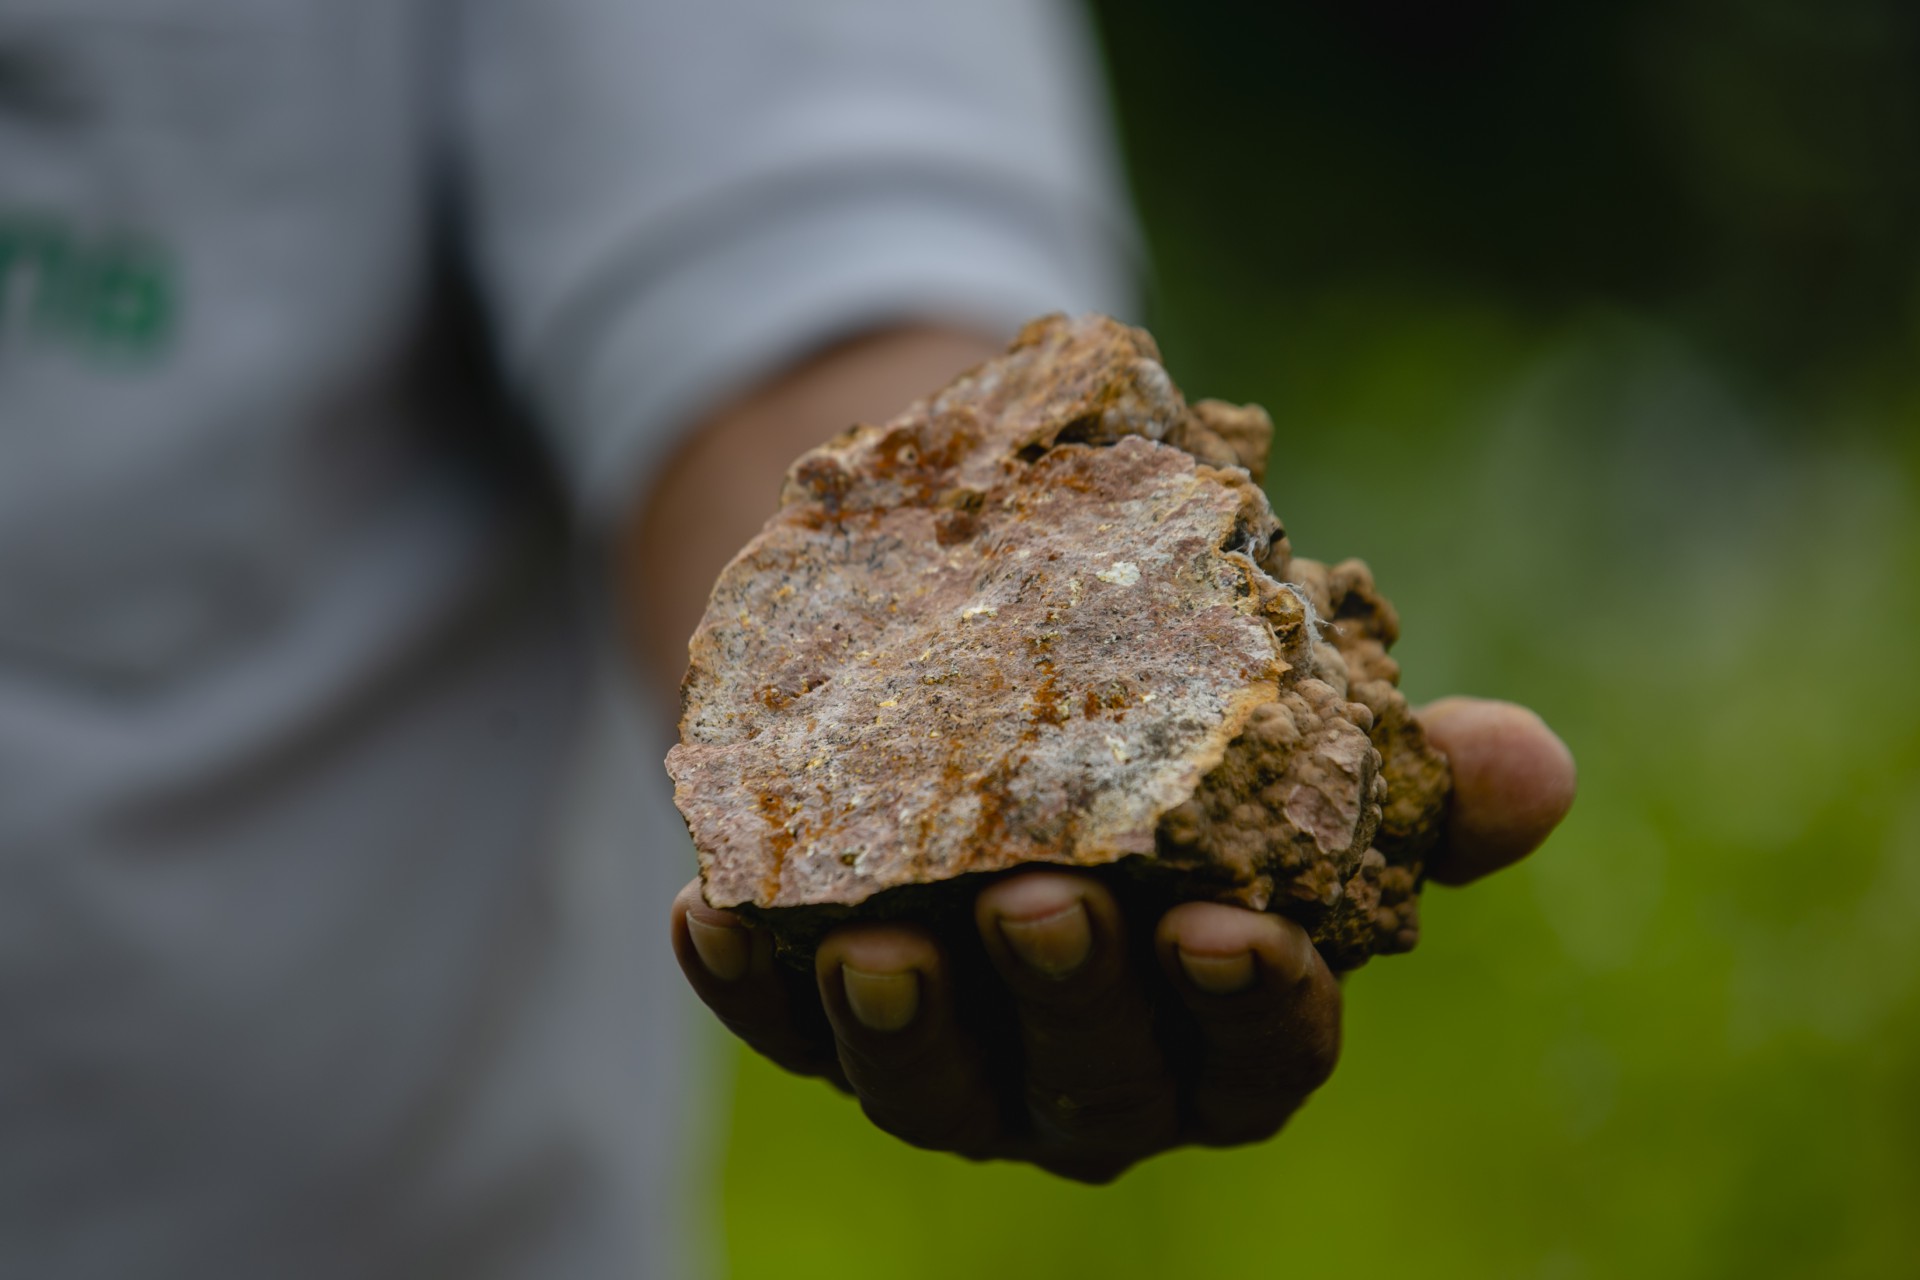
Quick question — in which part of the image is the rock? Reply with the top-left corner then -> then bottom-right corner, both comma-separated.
666,314 -> 1451,969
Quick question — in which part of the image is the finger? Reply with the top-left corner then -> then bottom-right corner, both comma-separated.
1417,696 -> 1577,885
974,872 -> 1180,1169
815,923 -> 1004,1156
1155,902 -> 1342,1146
670,879 -> 846,1087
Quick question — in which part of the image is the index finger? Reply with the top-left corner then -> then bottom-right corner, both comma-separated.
1417,697 -> 1577,885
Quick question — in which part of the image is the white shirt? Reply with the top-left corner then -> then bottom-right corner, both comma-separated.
0,0 -> 1130,1274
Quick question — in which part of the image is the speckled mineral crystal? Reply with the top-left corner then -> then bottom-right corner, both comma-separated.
667,314 -> 1450,969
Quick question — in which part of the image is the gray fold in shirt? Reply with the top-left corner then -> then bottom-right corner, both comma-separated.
0,1 -> 1133,1275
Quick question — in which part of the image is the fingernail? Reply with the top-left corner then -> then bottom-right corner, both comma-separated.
996,901 -> 1092,980
841,965 -> 919,1032
687,914 -> 750,982
1177,948 -> 1256,995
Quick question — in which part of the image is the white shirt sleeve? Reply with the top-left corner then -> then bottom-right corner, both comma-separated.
453,0 -> 1140,521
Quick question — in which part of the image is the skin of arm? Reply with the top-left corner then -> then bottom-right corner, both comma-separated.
620,324 -> 1577,1182
618,325 -> 1005,697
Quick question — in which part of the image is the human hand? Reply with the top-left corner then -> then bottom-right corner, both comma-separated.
670,696 -> 1574,1183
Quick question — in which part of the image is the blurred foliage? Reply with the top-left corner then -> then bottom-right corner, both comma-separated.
718,3 -> 1920,1277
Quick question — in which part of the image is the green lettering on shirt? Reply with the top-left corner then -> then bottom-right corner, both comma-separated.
0,212 -> 176,361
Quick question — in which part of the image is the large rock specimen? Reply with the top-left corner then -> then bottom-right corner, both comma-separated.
667,314 -> 1450,969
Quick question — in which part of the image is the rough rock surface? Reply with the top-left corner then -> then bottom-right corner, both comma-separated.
667,314 -> 1451,969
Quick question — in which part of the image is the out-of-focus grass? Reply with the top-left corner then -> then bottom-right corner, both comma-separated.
715,299 -> 1920,1279
716,4 -> 1920,1274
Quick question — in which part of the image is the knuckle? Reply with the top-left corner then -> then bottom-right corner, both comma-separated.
1212,1035 -> 1336,1096
1027,1073 -> 1177,1149
1007,965 -> 1129,1019
835,1028 -> 944,1078
1013,984 -> 1161,1075
1290,1023 -> 1342,1091
1203,994 -> 1343,1092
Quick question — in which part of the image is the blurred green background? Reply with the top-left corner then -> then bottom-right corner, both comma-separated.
717,3 -> 1920,1276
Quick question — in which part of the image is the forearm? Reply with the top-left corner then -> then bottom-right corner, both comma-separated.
616,325 -> 1003,701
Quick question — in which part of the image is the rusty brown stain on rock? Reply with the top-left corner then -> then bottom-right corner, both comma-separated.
1027,671 -> 1069,729
754,789 -> 797,901
668,314 -> 1452,969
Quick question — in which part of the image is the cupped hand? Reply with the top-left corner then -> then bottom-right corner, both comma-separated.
670,696 -> 1575,1182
